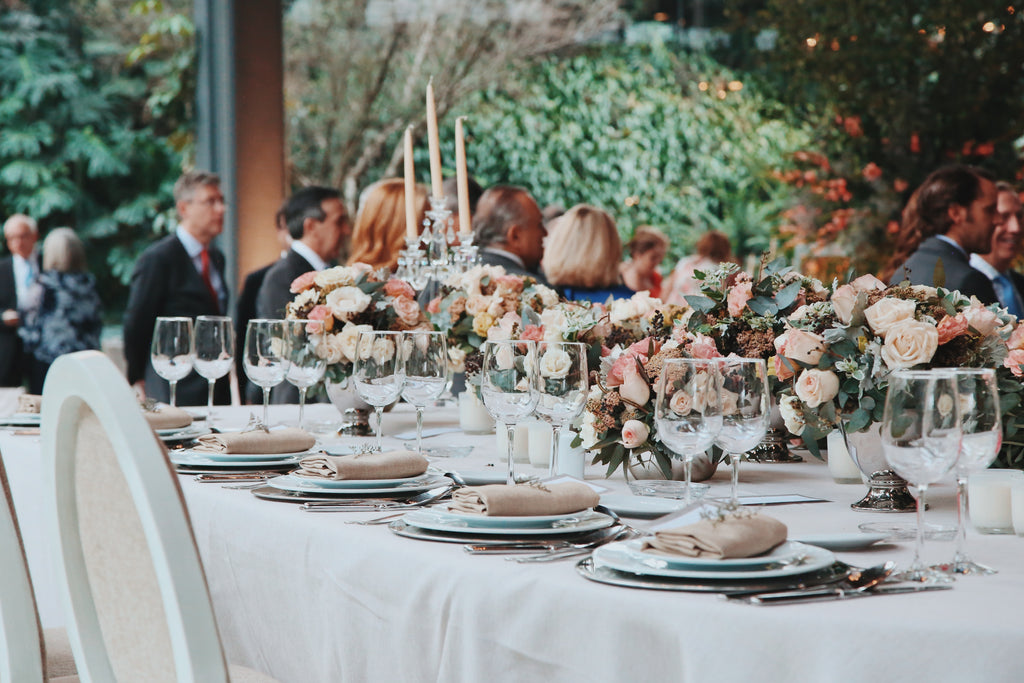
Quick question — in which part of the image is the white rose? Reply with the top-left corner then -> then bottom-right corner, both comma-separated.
539,348 -> 572,378
864,297 -> 916,335
314,266 -> 357,289
337,323 -> 372,363
314,335 -> 343,364
793,369 -> 840,408
778,395 -> 806,436
850,274 -> 887,293
580,413 -> 598,449
535,285 -> 559,307
963,304 -> 1000,336
291,288 -> 319,310
880,319 -> 939,369
326,286 -> 372,322
620,419 -> 650,449
788,304 -> 813,321
447,347 -> 467,374
909,284 -> 938,298
368,337 -> 396,364
494,344 -> 515,370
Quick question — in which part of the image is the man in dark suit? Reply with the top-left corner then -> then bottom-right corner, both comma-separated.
1,214 -> 40,387
970,182 -> 1024,317
889,165 -> 1000,304
123,171 -> 231,405
472,185 -> 551,286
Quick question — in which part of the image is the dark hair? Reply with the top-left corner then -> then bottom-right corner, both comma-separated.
626,225 -> 669,257
442,176 -> 484,214
695,230 -> 733,262
283,186 -> 341,240
472,185 -> 535,247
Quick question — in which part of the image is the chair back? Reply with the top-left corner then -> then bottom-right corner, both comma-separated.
41,350 -> 228,682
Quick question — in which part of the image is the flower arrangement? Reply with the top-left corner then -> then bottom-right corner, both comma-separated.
286,265 -> 429,383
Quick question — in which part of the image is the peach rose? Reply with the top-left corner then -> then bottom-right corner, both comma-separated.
384,278 -> 416,299
864,297 -> 916,335
620,419 -> 650,449
1008,324 -> 1024,351
521,324 -> 544,342
778,329 -> 827,366
1004,349 -> 1024,377
393,295 -> 422,326
494,274 -> 525,293
880,319 -> 938,369
427,296 -> 442,314
688,333 -> 722,359
727,281 -> 754,317
290,271 -> 319,294
465,295 -> 493,317
830,284 -> 858,325
619,360 -> 651,406
773,354 -> 796,381
936,314 -> 968,345
794,369 -> 840,408
669,390 -> 692,415
306,305 -> 333,334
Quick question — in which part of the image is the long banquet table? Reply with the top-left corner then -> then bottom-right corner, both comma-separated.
5,402 -> 1024,682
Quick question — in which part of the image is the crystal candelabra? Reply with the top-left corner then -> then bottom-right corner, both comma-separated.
395,195 -> 479,292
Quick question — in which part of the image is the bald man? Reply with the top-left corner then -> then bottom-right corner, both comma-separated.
1,214 -> 40,386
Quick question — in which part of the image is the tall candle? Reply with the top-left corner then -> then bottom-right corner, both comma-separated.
425,78 -> 443,199
403,126 -> 416,241
455,116 -> 472,237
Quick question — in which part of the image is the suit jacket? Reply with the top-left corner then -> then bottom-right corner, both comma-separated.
0,257 -> 22,386
236,262 -> 275,404
478,249 -> 552,287
255,249 -> 316,404
122,234 -> 230,406
889,236 -> 998,305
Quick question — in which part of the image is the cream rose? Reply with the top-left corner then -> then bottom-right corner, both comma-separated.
793,369 -> 840,408
778,395 -> 806,436
781,329 -> 827,366
337,323 -> 372,363
669,391 -> 693,415
619,361 -> 651,406
314,334 -> 343,364
392,295 -> 422,326
880,319 -> 939,369
465,295 -> 493,317
850,274 -> 887,293
539,348 -> 572,378
447,347 -> 467,374
535,285 -> 560,307
326,286 -> 372,322
314,266 -> 357,289
864,297 -> 916,335
620,419 -> 650,449
830,284 -> 857,325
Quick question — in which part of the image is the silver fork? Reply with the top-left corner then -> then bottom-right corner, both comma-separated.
511,527 -> 639,563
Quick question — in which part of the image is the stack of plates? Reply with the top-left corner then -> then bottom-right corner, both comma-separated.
0,413 -> 41,428
253,472 -> 450,503
170,447 -> 314,474
391,506 -> 617,544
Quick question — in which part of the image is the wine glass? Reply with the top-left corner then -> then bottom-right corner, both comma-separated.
399,331 -> 448,454
243,319 -> 290,426
150,316 -> 194,407
714,358 -> 769,505
947,368 -> 1001,575
284,319 -> 328,430
533,341 -> 588,477
881,369 -> 962,583
193,315 -> 234,423
481,339 -> 539,485
352,331 -> 406,451
654,358 -> 724,501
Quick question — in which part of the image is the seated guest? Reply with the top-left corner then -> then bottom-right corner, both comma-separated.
19,228 -> 103,393
663,230 -> 735,305
441,175 -> 484,236
886,164 -> 1001,304
542,204 -> 635,304
347,178 -> 427,273
619,225 -> 669,298
969,182 -> 1024,318
473,185 -> 550,285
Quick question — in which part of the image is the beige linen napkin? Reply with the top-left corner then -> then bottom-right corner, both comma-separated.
16,394 -> 42,414
296,449 -> 429,480
193,428 -> 315,454
449,482 -> 599,516
642,515 -> 787,559
142,405 -> 193,430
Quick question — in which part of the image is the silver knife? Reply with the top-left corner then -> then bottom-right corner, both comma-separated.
738,583 -> 951,605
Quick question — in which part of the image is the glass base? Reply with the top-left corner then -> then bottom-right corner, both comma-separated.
932,558 -> 997,576
858,521 -> 957,542
893,565 -> 956,584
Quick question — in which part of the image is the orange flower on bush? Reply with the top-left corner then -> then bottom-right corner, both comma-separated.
862,162 -> 883,182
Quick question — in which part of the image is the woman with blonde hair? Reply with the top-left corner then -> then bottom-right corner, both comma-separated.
542,204 -> 635,303
347,178 -> 428,272
620,225 -> 669,298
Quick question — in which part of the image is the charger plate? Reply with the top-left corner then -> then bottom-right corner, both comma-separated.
389,519 -> 622,546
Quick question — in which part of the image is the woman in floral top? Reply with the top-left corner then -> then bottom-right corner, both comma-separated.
19,228 -> 103,393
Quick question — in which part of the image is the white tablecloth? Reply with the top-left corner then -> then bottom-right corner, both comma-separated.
6,403 -> 1024,682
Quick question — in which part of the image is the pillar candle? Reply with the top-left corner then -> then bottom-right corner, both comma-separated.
425,78 -> 443,199
455,116 -> 472,236
403,126 -> 417,241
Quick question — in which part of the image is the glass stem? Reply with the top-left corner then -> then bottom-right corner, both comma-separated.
262,387 -> 270,425
415,406 -> 425,454
954,473 -> 969,565
505,423 -> 516,485
913,485 -> 928,573
374,406 -> 385,451
684,454 -> 693,501
298,387 -> 307,430
548,424 -> 561,478
169,380 -> 177,407
206,380 -> 215,421
730,452 -> 741,504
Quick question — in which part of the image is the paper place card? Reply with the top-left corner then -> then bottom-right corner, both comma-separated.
738,494 -> 830,506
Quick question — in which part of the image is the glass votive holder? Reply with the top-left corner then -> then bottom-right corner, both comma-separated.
627,479 -> 710,501
495,421 -> 532,464
527,421 -> 553,468
968,469 -> 1024,535
825,429 -> 863,484
1011,480 -> 1024,537
458,390 -> 494,434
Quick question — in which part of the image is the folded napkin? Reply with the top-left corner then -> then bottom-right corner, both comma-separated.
142,404 -> 193,431
449,482 -> 599,517
16,394 -> 42,414
296,449 -> 429,480
193,428 -> 316,455
642,515 -> 787,559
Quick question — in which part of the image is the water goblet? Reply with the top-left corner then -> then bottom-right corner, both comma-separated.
533,342 -> 588,477
654,358 -> 724,502
193,315 -> 234,423
243,319 -> 290,426
399,331 -> 448,454
283,319 -> 328,430
481,340 -> 539,485
881,369 -> 962,583
352,331 -> 406,451
714,357 -> 769,505
150,316 -> 194,407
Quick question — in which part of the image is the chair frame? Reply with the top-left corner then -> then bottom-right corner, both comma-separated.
41,350 -> 228,682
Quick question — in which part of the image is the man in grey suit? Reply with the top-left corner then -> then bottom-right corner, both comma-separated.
969,182 -> 1024,317
472,185 -> 550,286
0,214 -> 40,387
889,165 -> 1001,304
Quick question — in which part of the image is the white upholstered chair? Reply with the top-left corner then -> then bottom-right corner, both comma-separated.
40,350 -> 276,682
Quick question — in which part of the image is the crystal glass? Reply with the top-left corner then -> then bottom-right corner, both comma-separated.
533,342 -> 589,477
284,319 -> 328,430
947,368 -> 1001,575
399,331 -> 448,454
352,331 -> 406,451
714,358 -> 769,505
481,339 -> 539,485
655,358 -> 724,502
882,369 -> 962,582
150,316 -> 194,407
243,319 -> 289,426
193,315 -> 234,423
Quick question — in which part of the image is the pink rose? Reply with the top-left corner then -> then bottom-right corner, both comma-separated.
628,337 -> 662,357
494,275 -> 525,293
620,419 -> 650,449
306,305 -> 333,334
936,314 -> 968,345
520,324 -> 544,342
1004,349 -> 1024,377
688,333 -> 721,359
777,329 -> 827,366
773,354 -> 796,381
727,281 -> 754,317
830,284 -> 857,325
384,278 -> 416,299
392,295 -> 422,326
619,360 -> 651,406
427,297 -> 441,314
1008,324 -> 1024,351
289,271 -> 318,294
964,304 -> 999,336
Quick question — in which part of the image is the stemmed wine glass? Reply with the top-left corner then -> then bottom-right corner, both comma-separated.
284,319 -> 328,430
946,368 -> 1001,575
193,315 -> 234,423
654,358 -> 724,502
243,319 -> 290,426
481,339 -> 539,485
714,358 -> 769,505
533,342 -> 588,477
150,316 -> 194,407
352,331 -> 406,451
399,331 -> 448,454
881,369 -> 962,583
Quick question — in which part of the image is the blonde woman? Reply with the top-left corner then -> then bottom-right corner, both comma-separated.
542,204 -> 635,303
347,178 -> 428,272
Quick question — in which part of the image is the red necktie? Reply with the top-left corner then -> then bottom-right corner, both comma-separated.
200,248 -> 220,314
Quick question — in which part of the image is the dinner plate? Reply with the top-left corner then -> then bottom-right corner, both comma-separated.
157,425 -> 209,442
288,472 -> 435,489
629,540 -> 823,572
592,540 -> 835,580
597,493 -> 687,518
390,519 -> 622,545
401,508 -> 615,536
251,485 -> 432,504
419,505 -> 590,529
173,447 -> 311,463
170,451 -> 303,469
793,533 -> 890,551
267,473 -> 447,496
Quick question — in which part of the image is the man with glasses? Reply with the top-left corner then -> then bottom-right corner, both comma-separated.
123,170 -> 231,405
